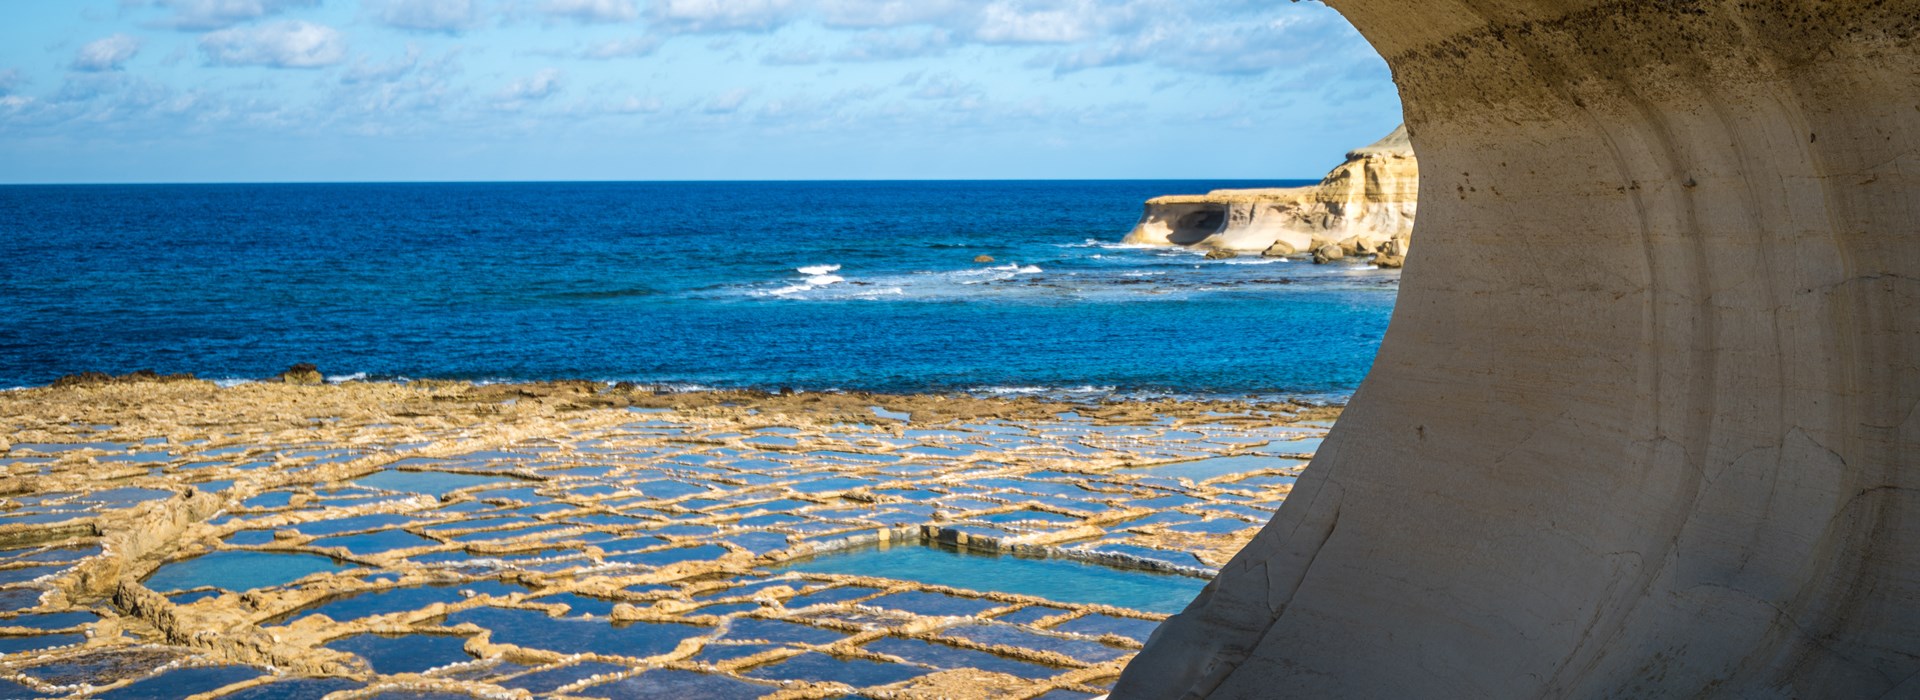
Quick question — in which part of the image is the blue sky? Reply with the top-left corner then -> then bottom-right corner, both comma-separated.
0,0 -> 1401,183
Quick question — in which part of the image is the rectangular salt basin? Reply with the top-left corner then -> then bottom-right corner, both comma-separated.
142,551 -> 349,592
776,542 -> 1208,614
1130,455 -> 1304,481
1255,436 -> 1326,455
354,469 -> 513,496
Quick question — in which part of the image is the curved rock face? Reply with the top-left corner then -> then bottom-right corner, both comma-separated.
1116,2 -> 1918,698
1123,125 -> 1417,255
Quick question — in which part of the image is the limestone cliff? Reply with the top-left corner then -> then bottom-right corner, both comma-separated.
1116,2 -> 1919,699
1123,125 -> 1417,263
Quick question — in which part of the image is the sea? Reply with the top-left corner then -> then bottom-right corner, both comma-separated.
0,181 -> 1396,401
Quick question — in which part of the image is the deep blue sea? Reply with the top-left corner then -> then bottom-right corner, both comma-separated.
0,181 -> 1396,399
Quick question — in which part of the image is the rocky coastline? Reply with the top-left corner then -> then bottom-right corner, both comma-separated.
1124,125 -> 1417,267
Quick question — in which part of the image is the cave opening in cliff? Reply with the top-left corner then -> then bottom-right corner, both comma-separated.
1167,207 -> 1229,244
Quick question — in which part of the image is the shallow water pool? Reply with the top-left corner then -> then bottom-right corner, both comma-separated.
142,551 -> 349,593
776,542 -> 1207,614
1130,455 -> 1302,481
354,469 -> 514,496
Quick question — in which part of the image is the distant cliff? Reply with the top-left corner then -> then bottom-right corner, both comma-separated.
1124,125 -> 1418,266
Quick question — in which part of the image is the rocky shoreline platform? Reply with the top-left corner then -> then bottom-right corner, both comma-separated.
0,375 -> 1332,699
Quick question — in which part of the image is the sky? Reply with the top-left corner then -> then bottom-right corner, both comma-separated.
0,0 -> 1403,183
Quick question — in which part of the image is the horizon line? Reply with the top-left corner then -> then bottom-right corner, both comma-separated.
0,176 -> 1326,187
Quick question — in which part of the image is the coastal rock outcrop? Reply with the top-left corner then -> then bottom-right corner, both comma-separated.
1123,125 -> 1416,260
1116,2 -> 1919,699
275,363 -> 324,385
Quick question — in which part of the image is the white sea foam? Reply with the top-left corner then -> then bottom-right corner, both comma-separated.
211,378 -> 255,388
325,372 -> 369,383
1224,257 -> 1290,265
1063,238 -> 1163,250
975,385 -> 1051,395
972,385 -> 1122,397
758,265 -> 852,297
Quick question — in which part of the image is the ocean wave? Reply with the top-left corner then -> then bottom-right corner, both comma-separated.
325,372 -> 369,383
972,384 -> 1120,396
955,263 -> 1041,276
763,270 -> 847,297
619,382 -> 722,393
797,264 -> 841,276
953,264 -> 1043,285
1062,239 -> 1164,250
724,252 -> 1401,303
211,378 -> 255,388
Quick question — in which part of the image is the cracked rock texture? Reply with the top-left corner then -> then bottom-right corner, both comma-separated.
2,380 -> 1334,699
1116,1 -> 1919,698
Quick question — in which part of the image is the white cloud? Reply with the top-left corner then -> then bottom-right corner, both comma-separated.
497,68 -> 563,103
580,35 -> 665,59
4,0 -> 1394,171
540,0 -> 638,23
140,0 -> 321,31
370,0 -> 485,34
608,95 -> 662,113
0,69 -> 25,96
340,48 -> 421,84
73,35 -> 144,72
909,73 -> 979,100
834,29 -> 952,61
199,21 -> 348,68
703,87 -> 753,113
1042,11 -> 1371,76
811,0 -> 968,29
323,48 -> 464,127
973,0 -> 1099,44
647,0 -> 798,32
759,47 -> 821,65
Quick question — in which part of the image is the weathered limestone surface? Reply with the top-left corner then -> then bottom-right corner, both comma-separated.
1,380 -> 1336,698
1122,125 -> 1417,257
1117,2 -> 1919,698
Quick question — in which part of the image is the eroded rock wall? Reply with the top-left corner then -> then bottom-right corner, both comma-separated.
1123,125 -> 1418,258
1117,1 -> 1919,698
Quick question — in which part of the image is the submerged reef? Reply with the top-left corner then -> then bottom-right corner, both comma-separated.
0,379 -> 1333,698
1124,125 -> 1417,265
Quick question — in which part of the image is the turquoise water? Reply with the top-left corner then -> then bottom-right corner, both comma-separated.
0,181 -> 1394,399
777,542 -> 1208,614
142,551 -> 348,592
353,469 -> 512,496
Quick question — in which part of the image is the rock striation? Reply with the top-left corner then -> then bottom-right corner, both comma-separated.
1116,2 -> 1920,698
1123,125 -> 1417,263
